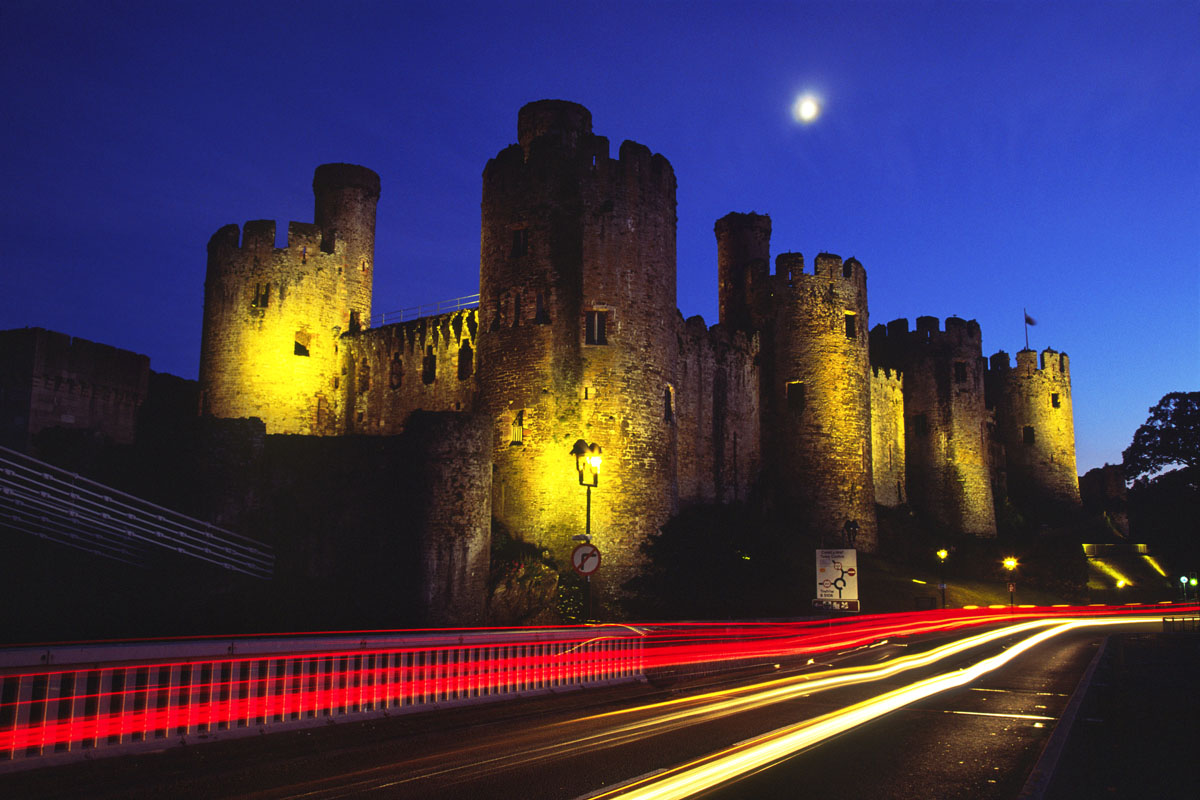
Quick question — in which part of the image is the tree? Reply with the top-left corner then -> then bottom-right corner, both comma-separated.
1122,392 -> 1200,482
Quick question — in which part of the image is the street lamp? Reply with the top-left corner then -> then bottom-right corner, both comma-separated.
936,549 -> 949,609
1004,557 -> 1018,608
570,439 -> 602,621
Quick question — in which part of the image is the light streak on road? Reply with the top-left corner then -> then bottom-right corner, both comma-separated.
587,616 -> 1157,800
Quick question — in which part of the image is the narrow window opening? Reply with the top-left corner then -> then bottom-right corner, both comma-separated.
294,331 -> 311,357
585,310 -> 608,345
535,292 -> 550,324
512,293 -> 521,327
510,411 -> 525,445
251,283 -> 270,309
490,301 -> 501,331
842,261 -> 853,278
348,310 -> 361,333
422,346 -> 436,384
844,312 -> 857,339
458,343 -> 473,380
510,229 -> 528,258
664,385 -> 675,423
1023,425 -> 1036,444
388,352 -> 403,390
358,360 -> 370,393
954,361 -> 967,383
582,386 -> 597,400
1051,392 -> 1060,408
787,380 -> 806,413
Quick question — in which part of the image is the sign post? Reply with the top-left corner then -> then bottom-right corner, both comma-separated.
571,543 -> 601,622
814,548 -> 860,612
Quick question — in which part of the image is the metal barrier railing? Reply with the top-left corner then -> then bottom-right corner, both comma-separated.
370,294 -> 480,328
0,627 -> 645,770
1162,612 -> 1200,632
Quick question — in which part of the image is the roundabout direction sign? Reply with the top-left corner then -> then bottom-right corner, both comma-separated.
571,543 -> 601,576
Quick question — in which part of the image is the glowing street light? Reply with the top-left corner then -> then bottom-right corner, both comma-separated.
1004,557 -> 1018,608
936,549 -> 949,609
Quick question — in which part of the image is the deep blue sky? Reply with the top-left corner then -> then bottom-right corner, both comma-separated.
2,0 -> 1196,474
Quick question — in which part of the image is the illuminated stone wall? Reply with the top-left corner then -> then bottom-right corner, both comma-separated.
871,317 -> 996,536
871,366 -> 906,507
199,164 -> 378,435
766,252 -> 877,550
675,315 -> 761,505
0,327 -> 149,450
987,348 -> 1080,514
342,309 -> 477,435
477,101 -> 679,609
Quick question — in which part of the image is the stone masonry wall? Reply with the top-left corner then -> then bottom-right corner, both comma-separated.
767,252 -> 877,550
675,315 -> 761,506
477,101 -> 679,611
871,317 -> 996,536
343,310 -> 477,434
988,348 -> 1080,514
0,327 -> 149,450
871,366 -> 906,507
199,165 -> 378,435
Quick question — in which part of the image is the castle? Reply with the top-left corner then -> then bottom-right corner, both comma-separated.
198,100 -> 1081,613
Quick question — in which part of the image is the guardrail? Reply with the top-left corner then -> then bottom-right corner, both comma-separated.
370,294 -> 479,328
0,627 -> 644,771
1161,612 -> 1200,632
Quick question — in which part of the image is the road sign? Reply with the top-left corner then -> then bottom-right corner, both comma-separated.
816,549 -> 859,610
1008,582 -> 1016,593
571,543 -> 601,576
812,599 -> 861,612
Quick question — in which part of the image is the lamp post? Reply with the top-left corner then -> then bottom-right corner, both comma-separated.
570,439 -> 602,621
936,549 -> 949,609
1004,557 -> 1018,608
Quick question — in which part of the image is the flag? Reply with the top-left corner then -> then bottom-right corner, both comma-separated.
1024,313 -> 1037,326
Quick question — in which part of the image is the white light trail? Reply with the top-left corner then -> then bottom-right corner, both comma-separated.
589,616 -> 1155,800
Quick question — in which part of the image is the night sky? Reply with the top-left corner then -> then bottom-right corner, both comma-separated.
2,0 -> 1196,474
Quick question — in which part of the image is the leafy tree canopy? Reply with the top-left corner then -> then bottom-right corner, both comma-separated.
1122,391 -> 1200,482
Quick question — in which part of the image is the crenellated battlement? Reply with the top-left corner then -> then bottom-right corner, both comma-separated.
205,220 -> 348,258
769,251 -> 866,289
873,316 -> 982,349
989,348 -> 1070,379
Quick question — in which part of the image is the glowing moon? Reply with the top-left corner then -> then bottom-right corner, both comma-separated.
792,94 -> 821,124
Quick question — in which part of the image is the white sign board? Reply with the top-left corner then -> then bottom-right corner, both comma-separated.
816,548 -> 859,605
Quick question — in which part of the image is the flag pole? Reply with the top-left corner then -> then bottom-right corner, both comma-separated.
1023,308 -> 1029,350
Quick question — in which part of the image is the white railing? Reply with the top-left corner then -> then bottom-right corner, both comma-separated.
370,294 -> 480,328
0,626 -> 645,771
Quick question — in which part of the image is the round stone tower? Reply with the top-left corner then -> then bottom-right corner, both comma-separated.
988,348 -> 1080,516
767,252 -> 877,550
476,100 -> 679,613
715,212 -> 772,333
200,164 -> 379,434
872,317 -> 996,537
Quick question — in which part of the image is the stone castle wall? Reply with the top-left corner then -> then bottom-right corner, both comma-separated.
475,101 -> 680,608
675,315 -> 761,506
767,252 -> 877,549
343,309 -> 478,435
199,165 -> 379,435
988,349 -> 1080,512
0,328 -> 149,450
871,317 -> 997,536
871,366 -> 906,507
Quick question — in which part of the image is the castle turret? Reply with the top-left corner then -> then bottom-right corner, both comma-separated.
766,252 -> 877,550
987,348 -> 1080,516
476,101 -> 679,611
200,164 -> 380,434
715,212 -> 772,334
871,316 -> 996,536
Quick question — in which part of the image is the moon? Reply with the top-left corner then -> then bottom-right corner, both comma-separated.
792,94 -> 821,124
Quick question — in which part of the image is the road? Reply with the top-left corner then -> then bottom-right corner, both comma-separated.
0,616 -> 1164,799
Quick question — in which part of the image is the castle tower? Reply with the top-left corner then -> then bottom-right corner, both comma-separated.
871,317 -> 996,537
987,349 -> 1080,516
715,212 -> 772,333
476,101 -> 679,612
766,252 -> 877,550
200,164 -> 380,434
